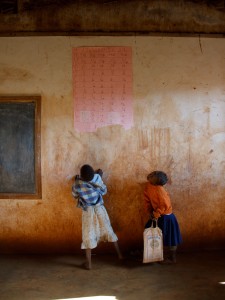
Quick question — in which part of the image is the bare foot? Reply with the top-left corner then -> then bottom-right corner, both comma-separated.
159,258 -> 176,265
118,254 -> 124,260
82,262 -> 92,270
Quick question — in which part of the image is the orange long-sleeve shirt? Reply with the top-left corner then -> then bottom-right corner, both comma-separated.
144,182 -> 172,218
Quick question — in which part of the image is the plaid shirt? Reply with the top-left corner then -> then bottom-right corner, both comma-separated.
72,174 -> 107,211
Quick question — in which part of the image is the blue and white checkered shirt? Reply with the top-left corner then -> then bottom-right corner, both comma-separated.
72,174 -> 107,211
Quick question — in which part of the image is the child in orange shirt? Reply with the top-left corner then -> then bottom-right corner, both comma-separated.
144,171 -> 182,263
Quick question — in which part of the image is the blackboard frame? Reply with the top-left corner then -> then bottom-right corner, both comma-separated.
0,96 -> 42,199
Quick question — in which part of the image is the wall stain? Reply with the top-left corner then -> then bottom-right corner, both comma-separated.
0,65 -> 33,82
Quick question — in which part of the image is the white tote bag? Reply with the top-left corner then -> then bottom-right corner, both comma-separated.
143,220 -> 163,263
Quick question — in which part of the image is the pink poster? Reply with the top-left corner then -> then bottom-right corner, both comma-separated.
72,47 -> 133,132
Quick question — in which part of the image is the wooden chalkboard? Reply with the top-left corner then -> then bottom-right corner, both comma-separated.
0,96 -> 41,199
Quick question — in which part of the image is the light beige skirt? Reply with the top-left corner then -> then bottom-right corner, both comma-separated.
81,203 -> 118,249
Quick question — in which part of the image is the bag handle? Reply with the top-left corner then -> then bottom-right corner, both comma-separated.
150,219 -> 158,228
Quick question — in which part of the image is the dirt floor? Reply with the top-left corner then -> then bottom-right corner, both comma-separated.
0,250 -> 224,300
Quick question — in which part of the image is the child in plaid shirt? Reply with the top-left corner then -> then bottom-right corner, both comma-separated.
72,164 -> 123,269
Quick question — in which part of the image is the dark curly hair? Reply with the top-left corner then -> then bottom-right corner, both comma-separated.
80,164 -> 95,182
147,171 -> 168,186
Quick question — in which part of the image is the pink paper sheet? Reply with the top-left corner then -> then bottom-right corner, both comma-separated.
72,47 -> 133,132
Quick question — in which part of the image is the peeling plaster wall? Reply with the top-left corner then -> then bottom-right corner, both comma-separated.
0,36 -> 225,253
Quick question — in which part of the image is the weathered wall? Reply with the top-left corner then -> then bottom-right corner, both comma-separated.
0,36 -> 225,254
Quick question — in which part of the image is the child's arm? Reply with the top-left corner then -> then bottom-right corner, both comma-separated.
72,184 -> 79,199
152,187 -> 172,218
144,189 -> 154,215
71,175 -> 81,199
91,173 -> 107,195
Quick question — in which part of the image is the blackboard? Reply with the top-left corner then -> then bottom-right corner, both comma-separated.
0,96 -> 41,199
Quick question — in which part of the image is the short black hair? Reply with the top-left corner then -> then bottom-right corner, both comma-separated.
80,164 -> 95,182
147,171 -> 168,186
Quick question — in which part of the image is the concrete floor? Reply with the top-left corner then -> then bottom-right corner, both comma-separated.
0,250 -> 224,300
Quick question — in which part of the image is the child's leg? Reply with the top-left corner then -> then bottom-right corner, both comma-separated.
169,246 -> 177,263
85,248 -> 92,270
113,241 -> 123,259
161,246 -> 177,264
163,246 -> 170,260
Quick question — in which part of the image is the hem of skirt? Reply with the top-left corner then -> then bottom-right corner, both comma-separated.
81,235 -> 118,249
163,241 -> 183,247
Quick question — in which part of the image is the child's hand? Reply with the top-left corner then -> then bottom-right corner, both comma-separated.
75,174 -> 80,180
95,169 -> 103,177
150,213 -> 158,221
